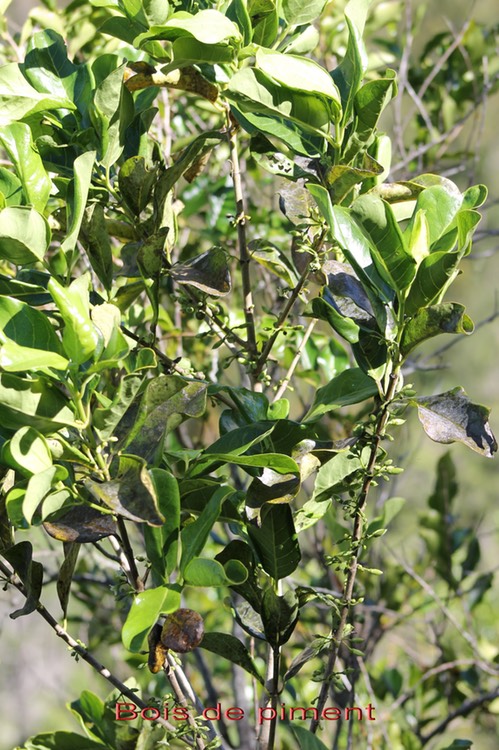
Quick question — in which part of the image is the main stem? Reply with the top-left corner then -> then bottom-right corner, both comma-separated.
310,366 -> 401,733
227,119 -> 258,359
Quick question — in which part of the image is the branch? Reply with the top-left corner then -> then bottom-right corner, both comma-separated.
0,559 -> 181,738
227,119 -> 258,359
420,687 -> 499,745
273,319 -> 317,402
310,368 -> 402,733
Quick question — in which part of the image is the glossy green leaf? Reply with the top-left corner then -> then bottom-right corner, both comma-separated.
184,557 -> 248,587
311,449 -> 368,503
200,632 -> 264,684
0,206 -> 50,264
351,194 -> 416,293
190,421 -> 275,477
307,184 -> 392,302
180,485 -> 233,573
48,275 -> 103,365
415,388 -> 497,457
195,451 -> 299,475
142,0 -> 169,26
135,9 -> 241,45
331,4 -> 370,126
24,465 -> 67,524
261,586 -> 298,646
248,0 -> 278,47
61,151 -> 96,256
404,182 -> 463,248
0,63 -> 75,126
0,296 -> 62,353
93,63 -> 134,169
282,0 -> 326,26
405,250 -> 459,316
93,371 -> 144,441
312,296 -> 360,343
324,155 -> 383,204
0,373 -> 76,432
123,375 -> 207,462
401,303 -> 473,356
227,0 -> 252,46
352,70 -> 397,141
255,49 -> 341,117
0,337 -> 68,373
248,504 -> 301,579
143,468 -> 180,581
2,426 -> 52,477
0,168 -> 23,206
21,30 -> 92,117
305,367 -> 378,421
0,123 -> 51,211
86,454 -> 165,525
122,585 -> 181,652
2,540 -> 43,618
227,68 -> 332,141
172,36 -> 236,64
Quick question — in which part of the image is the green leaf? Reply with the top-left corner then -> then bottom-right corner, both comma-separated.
93,371 -> 144,441
311,449 -> 368,503
172,36 -> 236,64
415,388 -> 497,457
194,451 -> 299,474
215,540 -> 262,611
307,184 -> 392,302
142,0 -> 169,26
248,504 -> 301,579
305,367 -> 378,420
122,585 -> 181,652
210,384 -> 269,422
227,67 -> 332,142
143,468 -> 180,581
282,0 -> 327,26
405,182 -> 463,248
180,485 -> 233,573
0,373 -> 76,432
2,540 -> 43,618
405,251 -> 460,316
0,338 -> 68,373
0,168 -> 23,206
331,4 -> 370,127
80,203 -> 114,291
170,247 -> 231,297
351,194 -> 416,294
190,421 -> 275,477
0,63 -> 75,125
56,543 -> 79,619
48,275 -> 103,365
0,206 -> 50,264
352,70 -> 397,141
0,123 -> 51,211
248,0 -> 278,47
200,632 -> 264,684
184,557 -> 248,587
255,49 -> 341,117
85,454 -> 165,525
123,375 -> 207,462
24,465 -> 65,524
61,151 -> 96,256
136,9 -> 242,45
92,63 -> 134,169
440,742 -> 473,750
118,156 -> 157,216
19,731 -> 105,750
312,296 -> 360,344
401,303 -> 473,356
261,587 -> 298,645
21,30 -> 92,117
0,296 -> 62,353
325,155 -> 383,204
227,0 -> 252,46
2,426 -> 52,477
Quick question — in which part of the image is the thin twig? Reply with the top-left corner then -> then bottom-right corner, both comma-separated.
273,319 -> 317,402
310,368 -> 402,733
419,687 -> 499,745
115,519 -> 144,592
0,559 -> 181,738
165,654 -> 207,750
227,119 -> 258,359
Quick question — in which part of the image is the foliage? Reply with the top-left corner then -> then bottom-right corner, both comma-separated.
0,1 -> 497,749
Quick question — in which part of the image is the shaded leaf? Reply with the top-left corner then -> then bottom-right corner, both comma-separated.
2,540 -> 43,618
248,504 -> 301,579
305,368 -> 378,421
261,587 -> 298,646
170,247 -> 231,297
200,631 -> 264,684
118,156 -> 158,216
85,454 -> 164,525
43,505 -> 117,543
415,388 -> 497,457
401,303 -> 474,356
57,542 -> 80,618
180,485 -> 233,573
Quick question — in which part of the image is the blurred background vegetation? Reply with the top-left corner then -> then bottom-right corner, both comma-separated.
0,0 -> 498,748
